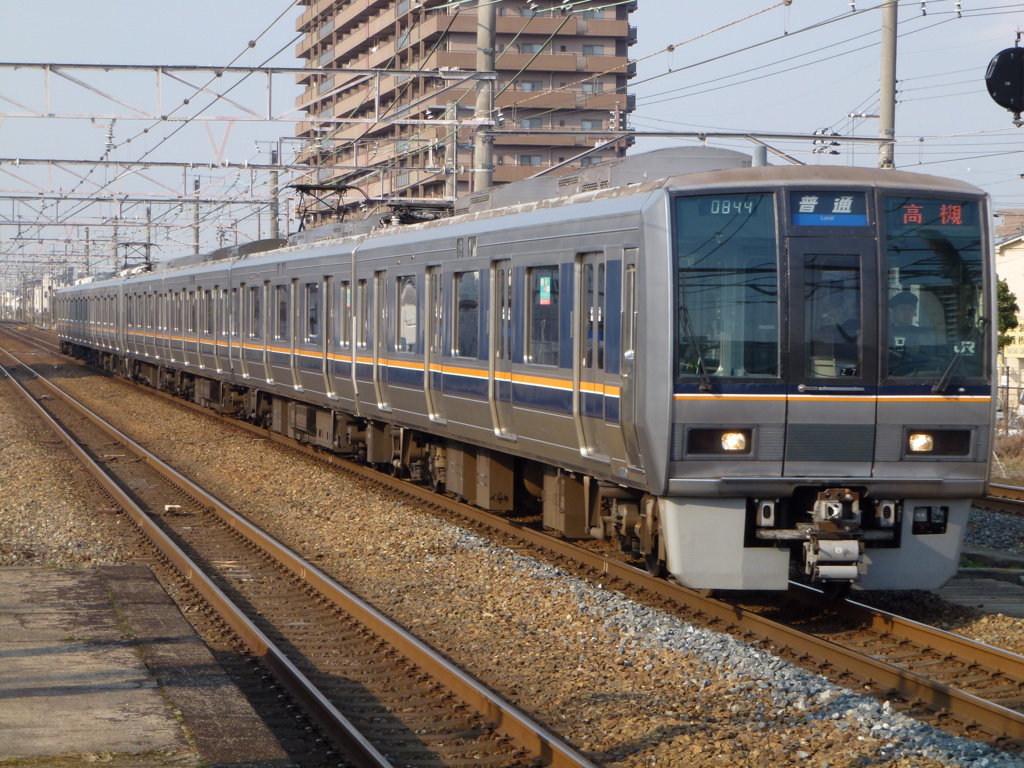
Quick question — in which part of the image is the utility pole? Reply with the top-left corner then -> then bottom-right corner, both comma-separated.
446,101 -> 459,199
193,178 -> 201,255
270,148 -> 280,240
473,0 -> 496,192
878,0 -> 898,168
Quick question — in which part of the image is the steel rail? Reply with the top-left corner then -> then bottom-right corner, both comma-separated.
0,355 -> 395,768
389,477 -> 1024,744
984,484 -> 1024,515
10,332 -> 1024,746
0,347 -> 600,768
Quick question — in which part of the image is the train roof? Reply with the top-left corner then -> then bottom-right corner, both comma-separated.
59,148 -> 989,293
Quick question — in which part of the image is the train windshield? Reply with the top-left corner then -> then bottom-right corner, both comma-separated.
882,196 -> 987,382
674,193 -> 779,381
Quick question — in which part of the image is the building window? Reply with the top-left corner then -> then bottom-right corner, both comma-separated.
520,42 -> 544,54
582,81 -> 604,94
519,154 -> 542,166
581,119 -> 604,131
519,117 -> 543,129
580,156 -> 603,166
583,45 -> 605,56
520,80 -> 544,92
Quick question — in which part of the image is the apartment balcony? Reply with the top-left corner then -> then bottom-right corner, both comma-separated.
495,88 -> 629,112
492,131 -> 619,149
327,0 -> 393,35
296,0 -> 340,32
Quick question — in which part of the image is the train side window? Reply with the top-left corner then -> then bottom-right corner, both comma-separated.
305,281 -> 320,341
339,281 -> 352,348
249,286 -> 262,339
453,271 -> 479,358
527,266 -> 560,366
230,289 -> 238,337
204,290 -> 214,335
429,269 -> 443,355
397,275 -> 417,353
357,279 -> 369,350
275,285 -> 289,341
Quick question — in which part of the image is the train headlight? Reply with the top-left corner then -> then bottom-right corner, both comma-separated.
721,432 -> 747,452
905,429 -> 971,457
908,433 -> 934,453
686,428 -> 752,455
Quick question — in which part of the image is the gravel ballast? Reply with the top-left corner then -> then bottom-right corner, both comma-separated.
3,367 -> 1023,767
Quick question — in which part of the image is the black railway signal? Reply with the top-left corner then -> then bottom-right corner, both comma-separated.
985,46 -> 1024,126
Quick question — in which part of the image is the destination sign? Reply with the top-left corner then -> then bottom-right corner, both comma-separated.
884,196 -> 977,236
790,191 -> 868,227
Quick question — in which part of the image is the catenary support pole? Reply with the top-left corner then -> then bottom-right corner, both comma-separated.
878,0 -> 898,169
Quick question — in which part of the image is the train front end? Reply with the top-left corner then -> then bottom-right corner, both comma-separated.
651,167 -> 994,592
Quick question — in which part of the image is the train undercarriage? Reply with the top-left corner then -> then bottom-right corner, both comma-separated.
66,345 -> 962,596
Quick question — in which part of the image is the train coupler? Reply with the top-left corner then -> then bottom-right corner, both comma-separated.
803,536 -> 863,582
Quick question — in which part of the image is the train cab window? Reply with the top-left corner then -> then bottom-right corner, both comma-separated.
675,193 -> 779,380
882,196 -> 986,381
397,275 -> 417,353
304,282 -> 320,341
340,281 -> 352,347
527,266 -> 560,366
804,255 -> 862,379
275,285 -> 289,341
249,286 -> 262,339
454,271 -> 480,358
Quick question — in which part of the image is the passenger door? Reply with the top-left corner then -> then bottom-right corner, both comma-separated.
424,266 -> 446,423
372,270 -> 391,411
784,238 -> 878,476
574,252 -> 609,460
489,259 -> 515,439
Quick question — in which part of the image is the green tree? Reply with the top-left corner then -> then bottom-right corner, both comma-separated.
998,277 -> 1020,350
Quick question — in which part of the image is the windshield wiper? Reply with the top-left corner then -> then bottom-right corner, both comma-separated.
679,300 -> 712,393
932,317 -> 988,395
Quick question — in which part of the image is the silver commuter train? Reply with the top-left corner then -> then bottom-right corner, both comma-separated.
56,147 -> 996,594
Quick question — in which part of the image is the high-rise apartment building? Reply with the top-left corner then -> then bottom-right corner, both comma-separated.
294,0 -> 636,208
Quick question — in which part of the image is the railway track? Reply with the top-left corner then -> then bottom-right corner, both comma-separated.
984,484 -> 1024,516
6,325 -> 1024,752
0,341 -> 598,768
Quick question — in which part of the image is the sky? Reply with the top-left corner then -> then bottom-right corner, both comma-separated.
1,0 -> 1023,281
